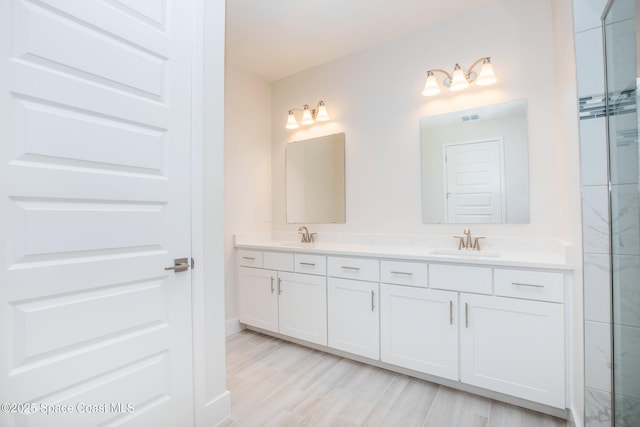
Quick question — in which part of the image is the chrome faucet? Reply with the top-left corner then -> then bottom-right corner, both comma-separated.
453,228 -> 485,251
298,226 -> 316,243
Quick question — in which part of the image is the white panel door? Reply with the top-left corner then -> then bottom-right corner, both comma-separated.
0,1 -> 195,426
444,139 -> 505,223
459,294 -> 565,408
380,285 -> 458,381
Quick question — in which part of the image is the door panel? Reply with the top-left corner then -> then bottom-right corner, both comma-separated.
328,278 -> 379,360
460,294 -> 565,408
11,96 -> 166,173
1,0 -> 194,426
380,285 -> 458,380
278,271 -> 327,345
238,267 -> 279,333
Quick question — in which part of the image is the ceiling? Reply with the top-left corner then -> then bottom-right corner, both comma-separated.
225,0 -> 499,82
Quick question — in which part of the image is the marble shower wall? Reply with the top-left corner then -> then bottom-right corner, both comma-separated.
575,0 -> 640,426
573,0 -> 612,426
605,1 -> 640,425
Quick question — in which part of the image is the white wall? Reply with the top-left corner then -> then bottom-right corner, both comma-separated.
270,0 -> 576,241
224,64 -> 272,322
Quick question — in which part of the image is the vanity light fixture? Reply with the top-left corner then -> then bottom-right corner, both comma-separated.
422,57 -> 497,97
285,101 -> 330,129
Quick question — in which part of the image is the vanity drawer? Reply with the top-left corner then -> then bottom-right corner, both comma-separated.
295,254 -> 327,276
328,256 -> 379,282
238,250 -> 263,268
263,251 -> 294,271
429,264 -> 492,294
494,269 -> 564,303
381,260 -> 428,287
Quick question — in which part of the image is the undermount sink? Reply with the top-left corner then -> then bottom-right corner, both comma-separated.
432,248 -> 501,257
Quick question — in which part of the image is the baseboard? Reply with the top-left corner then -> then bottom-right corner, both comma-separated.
225,317 -> 243,337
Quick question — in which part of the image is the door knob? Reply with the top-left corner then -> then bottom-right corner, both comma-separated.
165,257 -> 190,272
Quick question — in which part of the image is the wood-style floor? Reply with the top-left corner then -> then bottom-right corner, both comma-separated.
224,330 -> 568,427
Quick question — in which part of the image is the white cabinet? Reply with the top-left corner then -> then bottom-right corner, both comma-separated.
238,251 -> 328,346
278,271 -> 327,345
294,253 -> 326,275
238,249 -> 263,268
327,256 -> 380,359
380,260 -> 428,287
328,277 -> 379,360
494,269 -> 564,303
238,266 -> 278,332
459,293 -> 565,408
380,284 -> 458,380
429,263 -> 492,294
237,246 -> 569,410
379,262 -> 566,408
327,255 -> 380,282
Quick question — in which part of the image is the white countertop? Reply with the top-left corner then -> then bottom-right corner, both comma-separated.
235,232 -> 574,271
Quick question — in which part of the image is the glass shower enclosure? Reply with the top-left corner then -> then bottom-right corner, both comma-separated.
603,0 -> 640,425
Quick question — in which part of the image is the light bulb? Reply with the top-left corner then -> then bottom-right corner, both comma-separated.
315,101 -> 330,121
285,111 -> 299,129
301,105 -> 315,125
476,58 -> 497,86
422,71 -> 441,96
449,64 -> 469,91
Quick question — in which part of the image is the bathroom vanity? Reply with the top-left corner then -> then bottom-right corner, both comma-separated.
235,232 -> 573,417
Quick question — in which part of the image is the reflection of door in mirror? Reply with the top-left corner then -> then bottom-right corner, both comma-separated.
420,99 -> 529,224
443,138 -> 505,223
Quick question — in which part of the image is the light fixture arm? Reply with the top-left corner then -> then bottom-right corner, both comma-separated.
309,101 -> 326,120
427,68 -> 453,81
464,56 -> 491,81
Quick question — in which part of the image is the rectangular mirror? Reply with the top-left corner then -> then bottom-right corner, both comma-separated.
421,99 -> 530,224
286,132 -> 346,224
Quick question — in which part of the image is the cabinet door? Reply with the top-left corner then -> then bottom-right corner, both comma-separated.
238,267 -> 278,332
460,294 -> 565,408
278,271 -> 327,345
328,278 -> 379,360
380,285 -> 458,381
